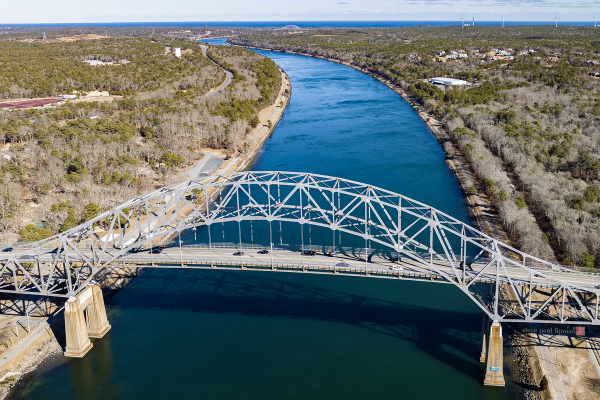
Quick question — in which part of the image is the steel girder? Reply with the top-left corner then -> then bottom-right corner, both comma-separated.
1,171 -> 600,325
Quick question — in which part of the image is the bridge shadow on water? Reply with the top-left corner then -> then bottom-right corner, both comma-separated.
108,267 -> 487,382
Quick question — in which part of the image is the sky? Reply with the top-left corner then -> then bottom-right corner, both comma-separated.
2,0 -> 600,24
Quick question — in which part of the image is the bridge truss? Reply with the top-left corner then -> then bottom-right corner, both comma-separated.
1,171 -> 599,325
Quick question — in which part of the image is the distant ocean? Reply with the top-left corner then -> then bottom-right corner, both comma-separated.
0,21 -> 597,28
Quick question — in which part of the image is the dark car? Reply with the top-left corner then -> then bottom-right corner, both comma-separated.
335,262 -> 349,268
258,250 -> 269,254
390,256 -> 402,262
149,247 -> 162,254
1,248 -> 13,253
233,251 -> 244,256
302,250 -> 316,256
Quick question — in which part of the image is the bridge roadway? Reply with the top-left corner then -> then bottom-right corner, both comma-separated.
16,246 -> 600,291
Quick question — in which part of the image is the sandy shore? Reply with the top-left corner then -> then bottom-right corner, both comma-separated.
155,67 -> 291,246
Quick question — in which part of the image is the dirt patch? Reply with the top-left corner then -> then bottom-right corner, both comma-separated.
18,34 -> 105,44
57,34 -> 105,42
85,90 -> 110,97
72,95 -> 121,104
555,337 -> 600,400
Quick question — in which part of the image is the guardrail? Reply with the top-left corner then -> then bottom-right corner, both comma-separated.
10,240 -> 600,277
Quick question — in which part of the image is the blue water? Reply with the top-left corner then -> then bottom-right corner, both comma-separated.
1,20 -> 595,27
14,38 -> 520,399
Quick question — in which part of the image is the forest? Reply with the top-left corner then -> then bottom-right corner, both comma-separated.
231,25 -> 600,268
0,36 -> 281,243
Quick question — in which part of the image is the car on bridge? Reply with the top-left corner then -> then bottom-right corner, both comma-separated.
233,251 -> 244,256
257,250 -> 269,254
302,250 -> 316,256
1,248 -> 13,252
390,256 -> 402,262
390,266 -> 403,272
336,262 -> 349,268
149,247 -> 162,254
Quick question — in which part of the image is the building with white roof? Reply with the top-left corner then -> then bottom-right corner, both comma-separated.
429,77 -> 469,87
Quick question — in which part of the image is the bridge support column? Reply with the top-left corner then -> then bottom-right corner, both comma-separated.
479,315 -> 490,362
483,321 -> 505,386
64,296 -> 93,358
64,284 -> 111,358
87,284 -> 111,338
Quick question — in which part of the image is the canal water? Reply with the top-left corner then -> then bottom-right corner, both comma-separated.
13,40 -> 519,399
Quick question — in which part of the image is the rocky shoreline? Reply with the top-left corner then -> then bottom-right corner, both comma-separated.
499,285 -> 549,400
0,265 -> 140,399
0,62 -> 293,400
0,331 -> 62,399
228,40 -> 554,399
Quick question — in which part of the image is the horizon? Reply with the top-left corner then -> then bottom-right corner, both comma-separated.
1,20 -> 599,27
4,0 -> 600,25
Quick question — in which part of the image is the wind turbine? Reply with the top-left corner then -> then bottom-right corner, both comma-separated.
595,15 -> 597,28
502,16 -> 504,29
554,12 -> 559,28
461,13 -> 465,28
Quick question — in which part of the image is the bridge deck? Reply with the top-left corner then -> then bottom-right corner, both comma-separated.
16,246 -> 600,291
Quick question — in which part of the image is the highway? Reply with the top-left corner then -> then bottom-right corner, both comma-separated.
11,246 -> 600,291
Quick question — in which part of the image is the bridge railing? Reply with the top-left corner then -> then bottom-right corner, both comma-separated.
177,243 -> 599,274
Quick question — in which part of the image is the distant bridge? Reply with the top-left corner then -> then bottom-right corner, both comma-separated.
2,171 -> 600,326
275,25 -> 304,31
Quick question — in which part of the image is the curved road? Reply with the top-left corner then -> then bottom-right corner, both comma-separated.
199,44 -> 234,100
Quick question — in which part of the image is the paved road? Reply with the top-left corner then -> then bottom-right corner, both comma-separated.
132,247 -> 600,289
194,43 -> 233,100
204,70 -> 233,98
0,320 -> 49,369
15,246 -> 600,291
179,153 -> 224,180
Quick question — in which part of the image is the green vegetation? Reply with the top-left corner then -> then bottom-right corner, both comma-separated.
0,36 -> 282,242
19,224 -> 52,242
232,25 -> 600,266
515,196 -> 527,210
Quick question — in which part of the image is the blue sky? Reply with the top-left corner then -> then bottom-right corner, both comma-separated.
2,0 -> 599,24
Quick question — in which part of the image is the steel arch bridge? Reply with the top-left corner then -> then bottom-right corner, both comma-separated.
2,171 -> 600,325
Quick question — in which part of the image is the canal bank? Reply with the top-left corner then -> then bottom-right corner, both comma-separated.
0,51 -> 292,399
226,40 -> 562,399
12,39 -> 522,400
227,41 -> 505,243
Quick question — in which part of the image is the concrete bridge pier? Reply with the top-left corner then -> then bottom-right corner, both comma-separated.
64,284 -> 111,358
483,320 -> 505,386
479,314 -> 490,363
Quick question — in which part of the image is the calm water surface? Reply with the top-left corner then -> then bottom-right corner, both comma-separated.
15,40 -> 519,399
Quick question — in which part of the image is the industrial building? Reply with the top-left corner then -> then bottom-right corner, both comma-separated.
429,77 -> 469,87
